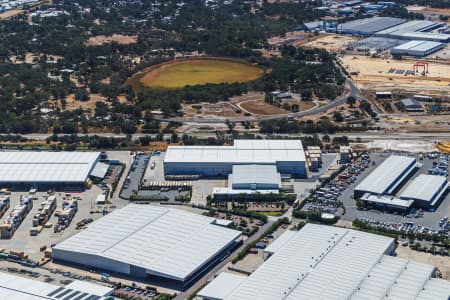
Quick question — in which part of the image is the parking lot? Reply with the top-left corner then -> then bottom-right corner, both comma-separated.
336,152 -> 450,231
0,187 -> 112,261
120,153 -> 150,199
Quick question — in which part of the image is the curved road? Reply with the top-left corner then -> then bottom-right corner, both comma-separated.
162,78 -> 360,124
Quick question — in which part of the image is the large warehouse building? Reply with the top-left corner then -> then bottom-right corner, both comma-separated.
400,174 -> 449,209
354,155 -> 417,198
391,40 -> 446,57
337,17 -> 406,35
198,224 -> 450,300
164,140 -> 307,177
0,151 -> 100,190
0,271 -> 114,299
52,204 -> 241,290
212,164 -> 282,199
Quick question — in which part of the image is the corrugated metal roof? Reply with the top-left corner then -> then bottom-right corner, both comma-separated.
400,174 -> 448,202
0,152 -> 99,183
90,162 -> 109,179
198,273 -> 247,300
361,193 -> 414,208
0,272 -> 112,299
164,140 -> 305,164
264,229 -> 297,255
393,40 -> 444,52
225,224 -> 393,300
53,204 -> 241,280
376,20 -> 437,35
355,155 -> 416,195
416,278 -> 450,300
203,224 -> 448,300
338,17 -> 406,34
231,164 -> 281,187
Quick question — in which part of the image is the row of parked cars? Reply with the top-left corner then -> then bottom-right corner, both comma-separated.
120,286 -> 158,299
359,218 -> 449,236
307,153 -> 372,213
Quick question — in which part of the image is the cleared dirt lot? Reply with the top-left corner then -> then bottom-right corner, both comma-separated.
239,100 -> 287,115
396,245 -> 450,280
341,55 -> 450,95
0,9 -> 24,19
86,34 -> 138,46
301,35 -> 359,52
63,93 -> 109,111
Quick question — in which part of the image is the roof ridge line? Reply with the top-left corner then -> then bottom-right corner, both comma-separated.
101,206 -> 170,254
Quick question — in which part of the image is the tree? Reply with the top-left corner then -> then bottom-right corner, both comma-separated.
75,88 -> 90,101
346,96 -> 356,108
225,119 -> 235,134
333,111 -> 344,123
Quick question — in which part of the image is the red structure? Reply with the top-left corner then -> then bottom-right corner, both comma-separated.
413,61 -> 429,73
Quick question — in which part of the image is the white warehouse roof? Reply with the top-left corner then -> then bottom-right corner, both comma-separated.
0,271 -> 113,299
198,273 -> 247,300
400,174 -> 448,203
0,151 -> 99,183
355,155 -> 416,195
53,204 -> 241,281
231,164 -> 281,187
393,40 -> 444,52
164,140 -> 306,164
202,224 -> 450,300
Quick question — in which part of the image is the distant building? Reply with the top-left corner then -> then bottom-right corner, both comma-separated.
376,91 -> 392,99
340,146 -> 352,164
0,152 -> 100,190
400,98 -> 424,112
391,40 -> 446,57
354,155 -> 417,198
399,174 -> 448,208
164,140 -> 307,177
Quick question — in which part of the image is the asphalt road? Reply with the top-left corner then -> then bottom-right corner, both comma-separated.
164,78 -> 359,124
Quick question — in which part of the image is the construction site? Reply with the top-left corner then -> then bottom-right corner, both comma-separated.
340,55 -> 450,95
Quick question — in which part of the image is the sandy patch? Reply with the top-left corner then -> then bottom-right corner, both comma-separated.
86,34 -> 138,46
396,245 -> 450,279
341,55 -> 450,95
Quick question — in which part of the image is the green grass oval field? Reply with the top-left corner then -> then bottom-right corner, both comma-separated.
138,59 -> 264,89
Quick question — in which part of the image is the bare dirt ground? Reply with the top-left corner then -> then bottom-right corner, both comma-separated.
268,31 -> 318,47
408,5 -> 450,16
63,93 -> 109,111
301,35 -> 359,52
382,114 -> 450,132
182,101 -> 243,120
0,9 -> 24,19
85,34 -> 138,46
340,55 -> 450,95
231,92 -> 289,116
396,245 -> 450,279
9,53 -> 63,64
240,100 -> 287,115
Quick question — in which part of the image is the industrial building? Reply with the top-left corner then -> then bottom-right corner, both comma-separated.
337,17 -> 406,35
0,271 -> 114,299
164,140 -> 307,177
391,40 -> 446,57
0,152 -> 100,190
212,164 -> 281,199
375,20 -> 450,42
400,174 -> 449,208
52,204 -> 241,290
400,98 -> 425,112
354,155 -> 417,198
198,224 -> 450,300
